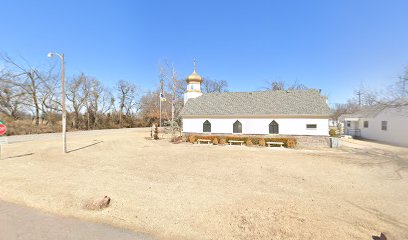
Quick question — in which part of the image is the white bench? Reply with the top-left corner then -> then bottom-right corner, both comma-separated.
228,140 -> 245,146
197,139 -> 212,145
266,141 -> 284,147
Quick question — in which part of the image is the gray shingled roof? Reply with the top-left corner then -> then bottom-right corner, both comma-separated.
339,105 -> 387,119
339,99 -> 408,119
181,89 -> 331,117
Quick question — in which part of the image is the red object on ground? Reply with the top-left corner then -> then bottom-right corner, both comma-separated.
0,124 -> 7,135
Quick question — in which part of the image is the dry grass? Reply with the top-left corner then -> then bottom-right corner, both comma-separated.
3,118 -> 62,136
0,128 -> 407,239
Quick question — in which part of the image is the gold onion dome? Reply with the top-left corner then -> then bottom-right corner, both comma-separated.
187,70 -> 203,82
186,59 -> 203,82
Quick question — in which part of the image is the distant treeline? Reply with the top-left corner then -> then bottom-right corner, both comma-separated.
0,56 -> 228,135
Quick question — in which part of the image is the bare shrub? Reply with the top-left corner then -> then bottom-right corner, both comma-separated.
171,136 -> 182,144
246,138 -> 253,146
188,135 -> 197,143
154,125 -> 159,139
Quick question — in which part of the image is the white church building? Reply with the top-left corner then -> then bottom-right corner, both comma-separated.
180,65 -> 331,136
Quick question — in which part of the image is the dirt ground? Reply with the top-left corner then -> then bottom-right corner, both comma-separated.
0,128 -> 407,239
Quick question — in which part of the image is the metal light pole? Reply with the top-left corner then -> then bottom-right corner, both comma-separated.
48,52 -> 67,153
159,78 -> 163,127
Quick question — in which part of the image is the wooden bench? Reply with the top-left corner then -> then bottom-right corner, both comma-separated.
266,141 -> 284,147
197,139 -> 212,145
228,140 -> 245,146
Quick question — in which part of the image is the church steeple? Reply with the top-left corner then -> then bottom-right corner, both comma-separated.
186,58 -> 203,83
184,59 -> 203,104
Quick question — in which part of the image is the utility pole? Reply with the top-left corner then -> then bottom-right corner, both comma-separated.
356,90 -> 362,107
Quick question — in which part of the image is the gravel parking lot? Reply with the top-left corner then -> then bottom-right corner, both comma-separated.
0,128 -> 407,239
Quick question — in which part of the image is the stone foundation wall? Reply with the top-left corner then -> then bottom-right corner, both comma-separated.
295,135 -> 330,149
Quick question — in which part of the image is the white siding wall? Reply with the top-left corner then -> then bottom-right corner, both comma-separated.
358,107 -> 408,147
187,82 -> 201,91
183,118 -> 329,136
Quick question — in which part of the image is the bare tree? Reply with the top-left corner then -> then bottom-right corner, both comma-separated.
67,74 -> 117,130
388,68 -> 408,102
67,73 -> 87,128
99,87 -> 114,115
139,89 -> 171,126
288,80 -> 309,90
350,82 -> 379,107
116,80 -> 139,127
158,59 -> 200,128
263,80 -> 308,91
1,55 -> 58,125
89,78 -> 104,128
337,67 -> 408,118
0,53 -> 160,135
331,101 -> 361,120
202,78 -> 228,93
349,68 -> 408,109
0,76 -> 25,119
159,62 -> 180,127
38,70 -> 61,125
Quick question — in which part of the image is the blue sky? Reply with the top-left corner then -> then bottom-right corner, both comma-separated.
1,0 -> 408,105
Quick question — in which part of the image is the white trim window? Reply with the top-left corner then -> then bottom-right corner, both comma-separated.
381,121 -> 387,131
203,120 -> 211,133
269,120 -> 279,134
233,120 -> 242,133
306,124 -> 317,129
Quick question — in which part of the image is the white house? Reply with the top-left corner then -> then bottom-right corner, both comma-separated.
180,66 -> 331,136
340,103 -> 408,147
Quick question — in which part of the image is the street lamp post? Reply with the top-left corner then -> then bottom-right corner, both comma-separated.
48,52 -> 67,153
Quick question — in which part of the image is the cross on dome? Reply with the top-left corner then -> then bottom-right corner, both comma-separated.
186,58 -> 203,83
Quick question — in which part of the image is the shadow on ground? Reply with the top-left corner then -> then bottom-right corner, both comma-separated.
68,141 -> 104,153
5,153 -> 34,159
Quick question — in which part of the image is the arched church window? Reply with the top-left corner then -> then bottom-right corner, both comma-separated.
203,120 -> 211,133
233,120 -> 242,133
269,120 -> 279,134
